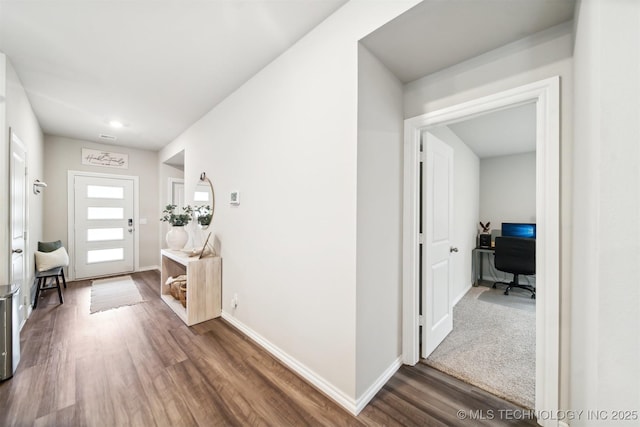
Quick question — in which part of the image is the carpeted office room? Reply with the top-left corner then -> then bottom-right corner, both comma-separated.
417,107 -> 538,410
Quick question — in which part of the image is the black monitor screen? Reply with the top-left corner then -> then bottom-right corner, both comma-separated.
501,223 -> 536,239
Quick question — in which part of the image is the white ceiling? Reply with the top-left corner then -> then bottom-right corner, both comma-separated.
0,0 -> 349,150
1,0 -> 575,153
360,0 -> 573,159
447,102 -> 536,158
361,0 -> 575,83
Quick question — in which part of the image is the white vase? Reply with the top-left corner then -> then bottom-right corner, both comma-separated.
166,226 -> 188,250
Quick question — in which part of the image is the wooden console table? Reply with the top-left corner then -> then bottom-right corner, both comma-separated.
160,249 -> 221,325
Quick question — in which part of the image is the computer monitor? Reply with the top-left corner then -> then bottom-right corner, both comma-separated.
501,222 -> 536,239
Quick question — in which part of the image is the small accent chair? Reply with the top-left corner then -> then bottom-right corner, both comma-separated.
33,240 -> 67,308
492,236 -> 536,299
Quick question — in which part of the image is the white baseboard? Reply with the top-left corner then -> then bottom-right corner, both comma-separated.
137,265 -> 159,272
355,357 -> 402,414
222,311 -> 398,415
453,284 -> 472,306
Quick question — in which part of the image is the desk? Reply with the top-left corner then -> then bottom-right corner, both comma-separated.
472,247 -> 494,286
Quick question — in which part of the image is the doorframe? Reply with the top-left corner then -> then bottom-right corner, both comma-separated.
402,77 -> 560,419
167,177 -> 185,206
67,170 -> 140,280
9,128 -> 29,326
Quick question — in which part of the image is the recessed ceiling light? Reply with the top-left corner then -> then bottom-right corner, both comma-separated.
109,120 -> 123,128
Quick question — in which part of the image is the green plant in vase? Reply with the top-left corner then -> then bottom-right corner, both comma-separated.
161,204 -> 193,249
194,205 -> 212,227
161,204 -> 193,226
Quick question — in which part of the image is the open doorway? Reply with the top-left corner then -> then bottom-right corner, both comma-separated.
403,77 -> 560,415
420,102 -> 537,408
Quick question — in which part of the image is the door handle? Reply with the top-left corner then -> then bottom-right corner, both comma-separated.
12,249 -> 23,254
128,228 -> 134,233
450,247 -> 458,253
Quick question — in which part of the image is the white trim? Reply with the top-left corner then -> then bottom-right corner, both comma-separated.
401,118 -> 421,364
67,170 -> 140,281
9,130 -> 30,328
402,77 -> 560,425
221,311 -> 359,415
355,357 -> 402,415
167,177 -> 184,205
137,265 -> 159,272
452,284 -> 472,307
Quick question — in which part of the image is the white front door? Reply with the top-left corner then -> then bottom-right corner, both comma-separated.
10,132 -> 27,339
422,132 -> 454,358
73,175 -> 135,279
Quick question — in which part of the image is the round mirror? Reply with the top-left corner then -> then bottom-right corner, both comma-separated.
194,172 -> 215,229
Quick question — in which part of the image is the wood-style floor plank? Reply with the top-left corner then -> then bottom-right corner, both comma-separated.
0,270 -> 536,426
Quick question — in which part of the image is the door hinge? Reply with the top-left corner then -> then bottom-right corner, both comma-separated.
419,233 -> 424,244
419,315 -> 425,327
419,151 -> 425,163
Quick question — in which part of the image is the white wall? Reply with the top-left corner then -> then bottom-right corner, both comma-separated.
355,45 -> 404,399
403,23 -> 573,409
480,152 -> 536,227
43,135 -> 160,271
5,59 -> 45,310
159,0 -> 421,408
571,0 -> 640,422
427,126 -> 480,301
0,53 -> 7,285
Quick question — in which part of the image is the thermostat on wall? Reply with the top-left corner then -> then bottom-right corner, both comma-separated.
230,191 -> 240,205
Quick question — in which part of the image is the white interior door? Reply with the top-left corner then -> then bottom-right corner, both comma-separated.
74,175 -> 134,279
10,132 -> 27,343
422,132 -> 454,358
170,179 -> 185,209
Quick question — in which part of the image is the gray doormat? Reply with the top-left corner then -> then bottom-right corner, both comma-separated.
90,275 -> 144,314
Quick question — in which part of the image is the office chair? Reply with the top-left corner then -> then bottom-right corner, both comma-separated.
492,236 -> 536,299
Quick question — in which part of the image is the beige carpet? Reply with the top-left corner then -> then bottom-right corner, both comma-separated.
424,285 -> 535,409
90,275 -> 144,314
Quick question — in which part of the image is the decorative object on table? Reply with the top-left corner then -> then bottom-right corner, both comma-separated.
196,172 -> 215,229
161,204 -> 193,249
478,221 -> 492,248
199,232 -> 214,259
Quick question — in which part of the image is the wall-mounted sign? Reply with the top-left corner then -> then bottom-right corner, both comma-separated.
82,148 -> 129,169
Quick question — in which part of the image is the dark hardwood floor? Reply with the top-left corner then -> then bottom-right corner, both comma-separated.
0,271 -> 536,426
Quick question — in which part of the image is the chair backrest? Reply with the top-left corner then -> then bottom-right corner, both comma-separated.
494,236 -> 535,276
38,240 -> 63,253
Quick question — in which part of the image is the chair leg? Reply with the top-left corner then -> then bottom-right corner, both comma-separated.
503,273 -> 519,295
33,277 -> 42,309
55,276 -> 64,304
61,269 -> 67,289
504,273 -> 536,298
